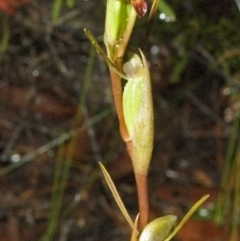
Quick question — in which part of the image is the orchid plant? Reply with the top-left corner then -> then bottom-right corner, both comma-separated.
84,0 -> 209,240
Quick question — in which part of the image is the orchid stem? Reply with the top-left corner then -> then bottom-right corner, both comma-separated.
109,65 -> 131,142
136,173 -> 149,230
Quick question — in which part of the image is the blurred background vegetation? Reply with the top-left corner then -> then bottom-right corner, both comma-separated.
0,0 -> 239,240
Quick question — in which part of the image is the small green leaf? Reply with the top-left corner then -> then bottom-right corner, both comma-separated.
139,215 -> 177,241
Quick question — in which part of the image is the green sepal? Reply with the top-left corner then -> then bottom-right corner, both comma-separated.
123,78 -> 143,137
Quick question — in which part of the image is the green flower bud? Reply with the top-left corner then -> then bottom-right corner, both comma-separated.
139,215 -> 177,241
122,50 -> 154,175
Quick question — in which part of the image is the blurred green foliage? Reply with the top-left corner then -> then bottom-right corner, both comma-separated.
151,0 -> 240,83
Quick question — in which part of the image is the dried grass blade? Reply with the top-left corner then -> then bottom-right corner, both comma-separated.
99,162 -> 134,229
130,214 -> 140,241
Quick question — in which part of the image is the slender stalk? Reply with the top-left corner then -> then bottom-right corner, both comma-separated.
135,173 -> 149,230
126,135 -> 149,230
109,68 -> 130,142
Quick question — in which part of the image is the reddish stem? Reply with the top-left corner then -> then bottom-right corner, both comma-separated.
126,129 -> 149,230
135,172 -> 149,230
109,67 -> 130,142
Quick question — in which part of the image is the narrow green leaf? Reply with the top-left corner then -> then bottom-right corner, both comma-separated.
52,0 -> 64,22
163,195 -> 210,241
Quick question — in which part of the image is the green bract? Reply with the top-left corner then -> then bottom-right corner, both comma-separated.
104,0 -> 132,60
139,215 -> 177,241
123,50 -> 154,175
